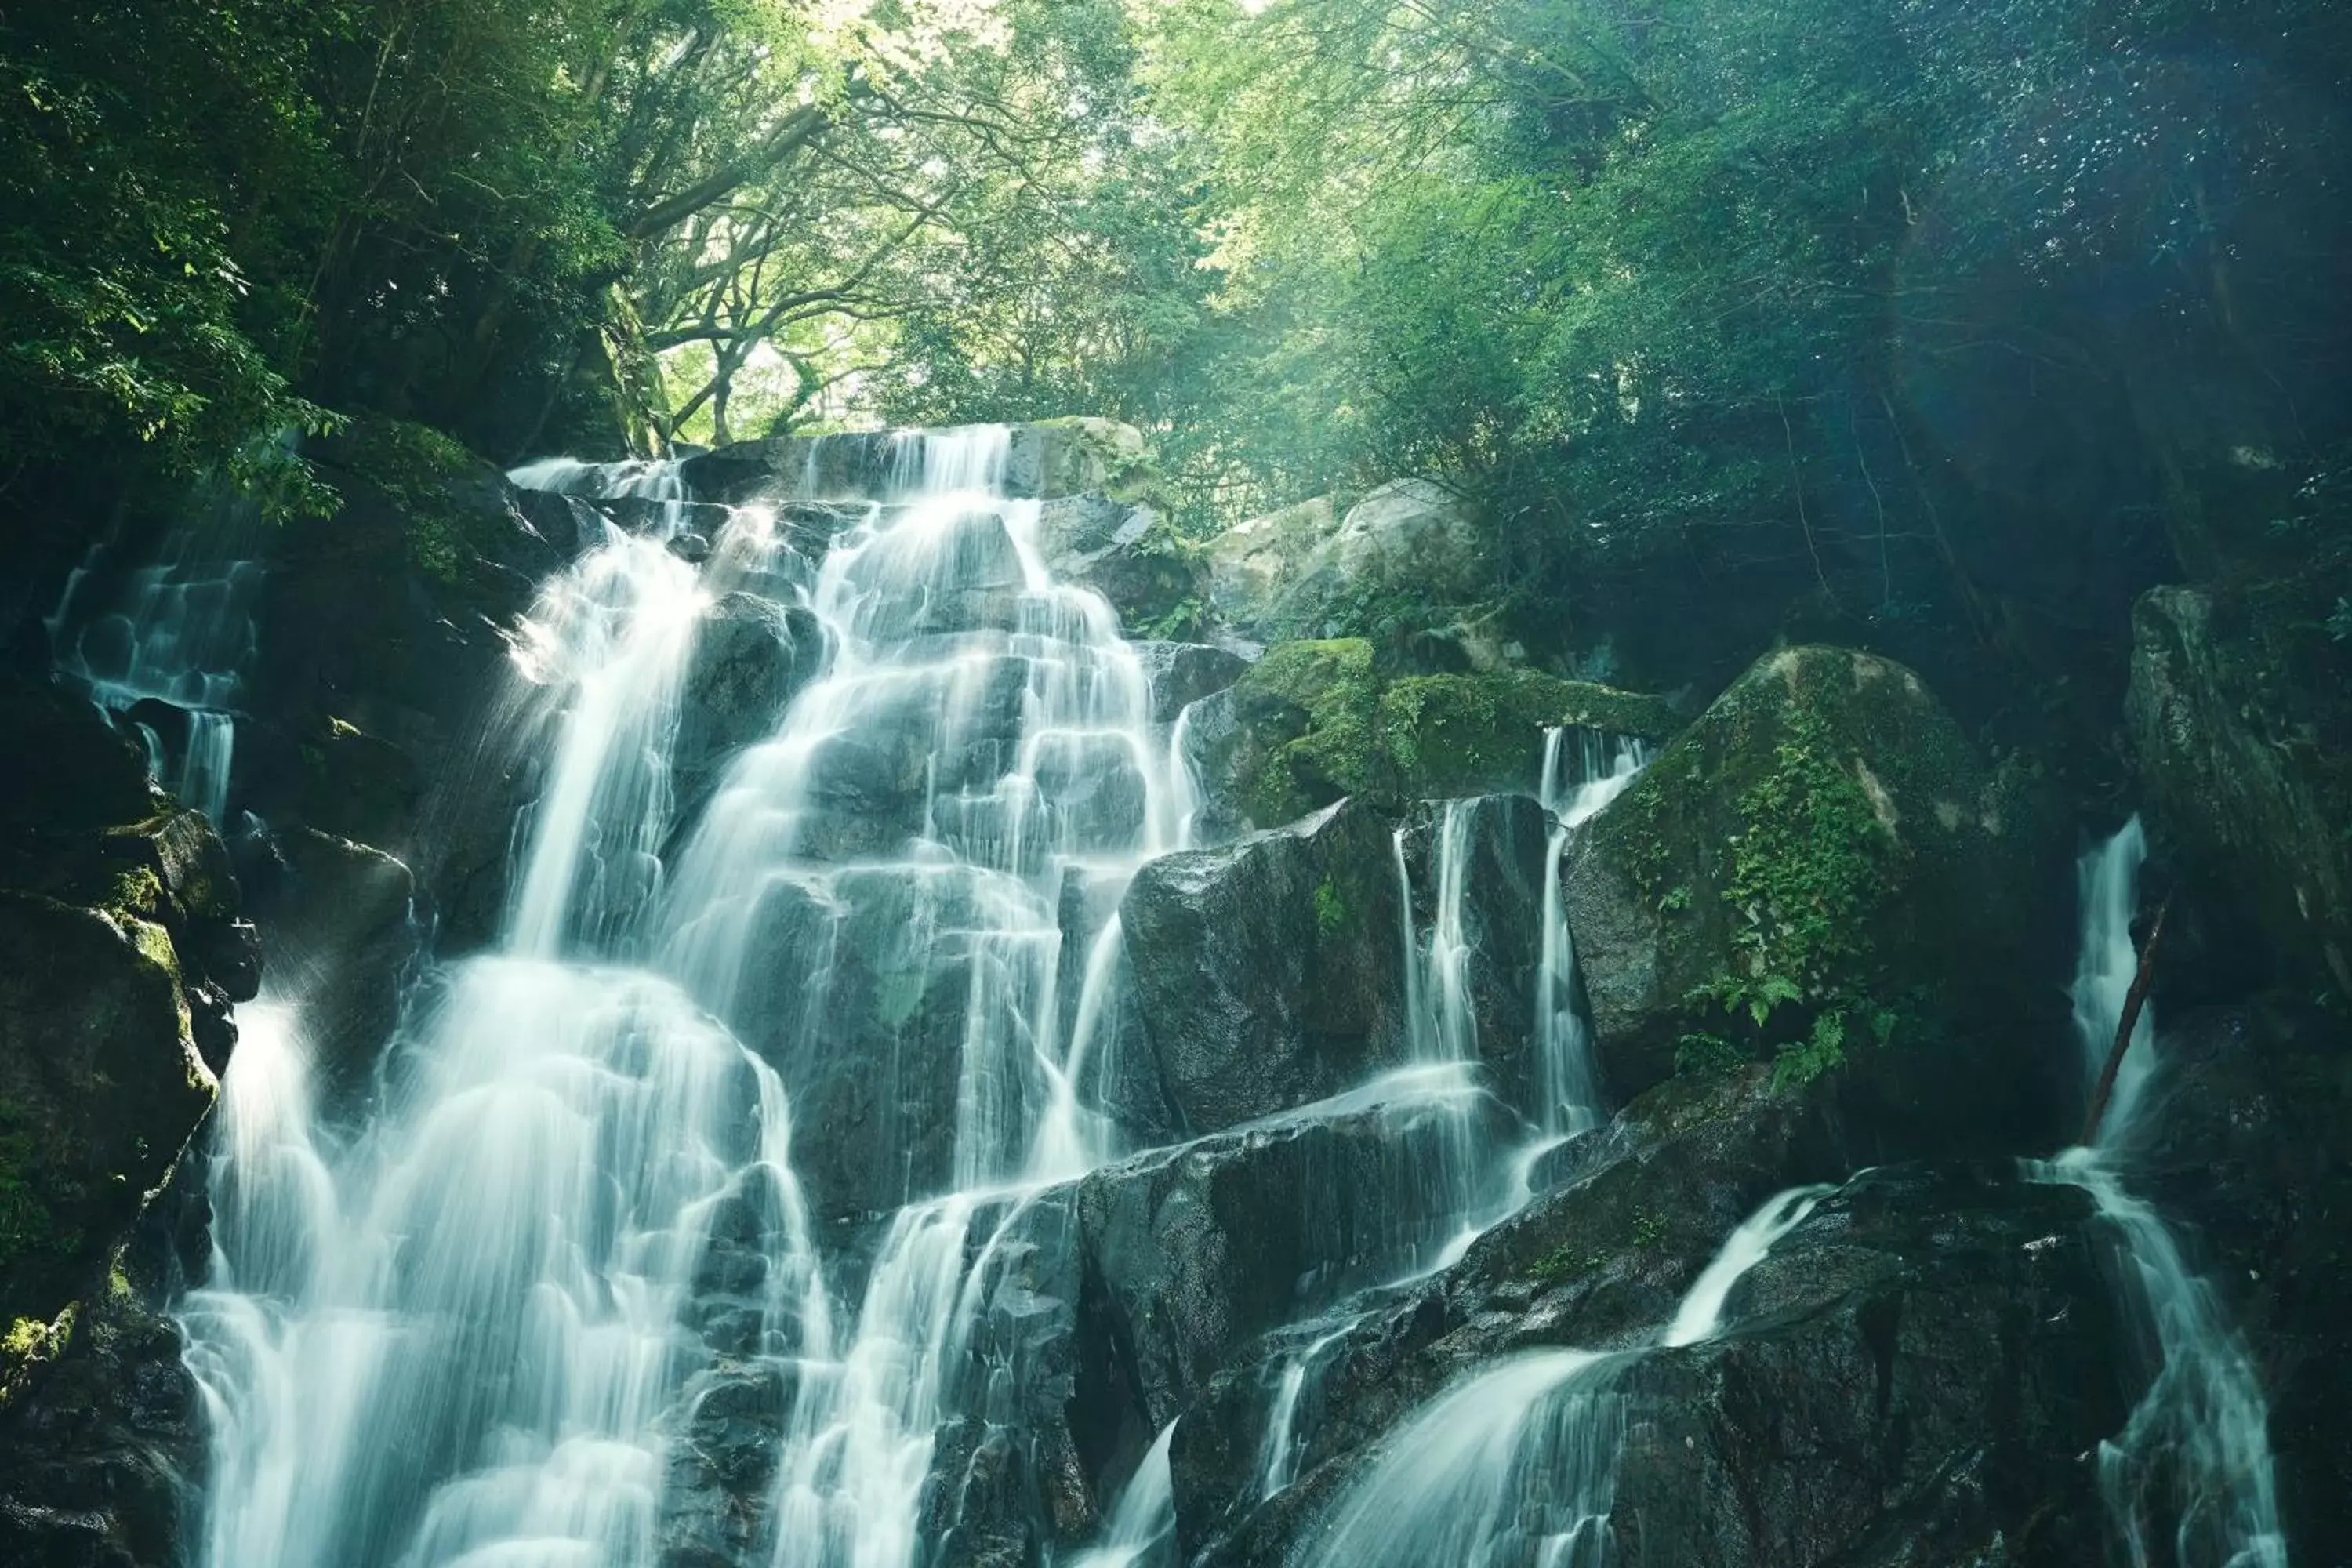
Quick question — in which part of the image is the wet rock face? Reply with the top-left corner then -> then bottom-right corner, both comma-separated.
1561,644 -> 2069,1154
1608,1165 -> 2121,1568
2127,583 -> 2352,1001
674,593 -> 825,811
0,678 -> 249,1568
1034,498 -> 1206,635
247,826 -> 418,1117
1396,795 -> 1550,1116
1077,1088 -> 1519,1432
1120,799 -> 1409,1134
2132,996 -> 2352,1563
725,867 -> 991,1221
1132,641 -> 1250,724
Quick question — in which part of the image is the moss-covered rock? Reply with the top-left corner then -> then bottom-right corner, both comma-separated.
0,893 -> 209,1389
1562,645 -> 2067,1150
1188,640 -> 1680,833
1377,672 -> 1681,800
2126,582 -> 2352,1003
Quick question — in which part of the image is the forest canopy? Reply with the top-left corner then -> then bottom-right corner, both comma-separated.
4,0 -> 2348,681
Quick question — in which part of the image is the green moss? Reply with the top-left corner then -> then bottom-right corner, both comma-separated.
1378,671 -> 1680,796
1675,666 -> 1929,1085
1312,877 -> 1349,938
1225,641 -> 1682,826
1227,638 -> 1388,822
1526,1242 -> 1599,1285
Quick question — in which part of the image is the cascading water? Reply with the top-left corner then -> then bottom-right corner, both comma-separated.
2044,819 -> 2286,1568
49,503 -> 267,822
1069,1421 -> 1178,1568
1301,1182 -> 1838,1567
177,423 -> 1662,1568
641,428 -> 1192,1567
1535,728 -> 1650,1134
180,462 -> 829,1568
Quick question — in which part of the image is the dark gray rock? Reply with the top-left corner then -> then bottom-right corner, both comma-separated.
1120,799 -> 1409,1133
1077,1085 -> 1519,1432
258,828 -> 419,1116
1034,497 -> 1203,633
674,593 -> 824,811
1602,1164 -> 2120,1568
656,1364 -> 788,1568
2127,583 -> 2352,1002
1133,641 -> 1250,724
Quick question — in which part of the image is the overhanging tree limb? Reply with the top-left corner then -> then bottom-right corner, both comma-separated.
626,100 -> 832,238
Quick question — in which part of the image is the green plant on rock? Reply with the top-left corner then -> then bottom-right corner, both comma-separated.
1526,1241 -> 1599,1285
1675,1030 -> 1748,1076
1312,877 -> 1350,938
1688,701 -> 1907,1087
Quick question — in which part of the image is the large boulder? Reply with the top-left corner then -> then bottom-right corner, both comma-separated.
1203,481 -> 1492,643
673,593 -> 824,811
1601,1163 -> 2119,1568
1120,799 -> 1409,1133
0,895 -> 209,1356
2126,582 -> 2352,1001
1560,644 -> 2068,1152
1175,1156 -> 2119,1568
1033,497 -> 1205,636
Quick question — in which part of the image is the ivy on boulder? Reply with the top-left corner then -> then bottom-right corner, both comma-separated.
1562,644 -> 2068,1156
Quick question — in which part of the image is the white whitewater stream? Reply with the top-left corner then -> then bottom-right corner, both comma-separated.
2043,819 -> 2288,1568
1301,1181 -> 1842,1568
48,502 -> 267,823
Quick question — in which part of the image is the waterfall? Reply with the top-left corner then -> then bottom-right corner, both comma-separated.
1258,1319 -> 1359,1499
641,426 -> 1185,1567
176,423 -> 1671,1568
1535,728 -> 1649,1134
49,503 -> 267,822
2040,819 -> 2287,1568
1302,1182 -> 1835,1567
1068,1420 -> 1178,1568
180,460 -> 828,1568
